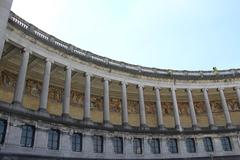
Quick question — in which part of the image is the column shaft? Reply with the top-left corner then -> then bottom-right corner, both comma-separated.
13,49 -> 30,104
171,88 -> 182,131
219,88 -> 232,126
154,87 -> 164,128
186,89 -> 198,127
235,87 -> 240,107
0,0 -> 13,59
83,73 -> 91,121
202,88 -> 215,127
103,78 -> 110,124
62,66 -> 72,116
121,82 -> 128,127
39,59 -> 52,111
138,85 -> 147,128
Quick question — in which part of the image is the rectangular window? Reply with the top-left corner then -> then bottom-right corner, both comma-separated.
150,138 -> 160,154
48,129 -> 60,150
20,125 -> 35,147
0,119 -> 7,144
93,135 -> 103,153
167,138 -> 178,153
133,138 -> 142,154
221,137 -> 232,151
186,138 -> 196,153
72,133 -> 82,152
113,137 -> 123,154
203,137 -> 214,152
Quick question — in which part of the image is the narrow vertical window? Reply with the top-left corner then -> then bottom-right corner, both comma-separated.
113,137 -> 123,154
150,138 -> 160,154
186,138 -> 196,153
133,138 -> 142,154
72,133 -> 82,152
203,137 -> 214,152
93,135 -> 103,153
48,129 -> 60,150
167,138 -> 178,153
0,119 -> 7,144
20,125 -> 35,147
221,137 -> 232,151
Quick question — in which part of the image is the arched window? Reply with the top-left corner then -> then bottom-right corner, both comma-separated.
203,137 -> 214,152
48,129 -> 60,150
20,125 -> 35,147
221,137 -> 232,151
150,138 -> 160,154
133,138 -> 142,154
186,138 -> 196,153
72,133 -> 82,152
167,138 -> 178,153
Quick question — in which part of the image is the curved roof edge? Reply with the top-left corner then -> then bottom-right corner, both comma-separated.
8,11 -> 240,80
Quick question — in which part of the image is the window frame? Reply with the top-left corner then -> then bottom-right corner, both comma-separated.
185,138 -> 196,153
150,138 -> 160,154
113,137 -> 123,154
203,137 -> 214,152
133,138 -> 142,154
93,135 -> 103,153
167,138 -> 178,154
72,133 -> 82,152
47,129 -> 60,150
20,125 -> 35,147
220,136 -> 232,151
0,119 -> 7,145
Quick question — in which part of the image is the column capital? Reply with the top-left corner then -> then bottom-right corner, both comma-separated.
84,72 -> 93,77
65,65 -> 72,70
185,88 -> 192,92
102,77 -> 111,82
153,86 -> 161,90
169,87 -> 176,92
233,86 -> 240,90
201,88 -> 208,92
46,57 -> 54,63
120,81 -> 128,86
136,84 -> 144,89
217,87 -> 224,91
22,47 -> 31,54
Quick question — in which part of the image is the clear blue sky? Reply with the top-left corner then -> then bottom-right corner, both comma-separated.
11,0 -> 240,70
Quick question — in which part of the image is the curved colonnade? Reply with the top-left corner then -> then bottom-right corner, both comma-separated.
0,1 -> 240,159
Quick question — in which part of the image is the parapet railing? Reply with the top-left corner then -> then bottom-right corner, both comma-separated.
8,11 -> 240,80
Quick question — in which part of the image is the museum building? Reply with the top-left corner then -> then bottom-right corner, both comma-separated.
0,1 -> 240,159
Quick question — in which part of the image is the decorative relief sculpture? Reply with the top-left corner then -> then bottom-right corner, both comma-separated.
162,102 -> 172,115
128,100 -> 139,114
1,70 -> 17,90
210,101 -> 222,113
90,95 -> 103,110
145,101 -> 156,114
193,102 -> 205,114
227,99 -> 240,111
178,102 -> 189,115
110,98 -> 121,112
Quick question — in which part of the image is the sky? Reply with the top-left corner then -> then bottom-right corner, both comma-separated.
11,0 -> 240,71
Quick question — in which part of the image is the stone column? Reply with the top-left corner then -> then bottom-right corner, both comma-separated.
186,88 -> 198,129
121,81 -> 129,128
202,88 -> 216,129
218,88 -> 232,127
62,66 -> 72,117
137,84 -> 147,128
170,87 -> 182,131
103,78 -> 111,126
0,0 -> 13,59
234,87 -> 240,107
154,87 -> 164,129
39,58 -> 52,112
12,49 -> 30,105
83,73 -> 92,123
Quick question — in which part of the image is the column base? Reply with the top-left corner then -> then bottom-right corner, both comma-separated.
175,125 -> 183,131
82,117 -> 93,125
122,122 -> 131,129
38,107 -> 48,113
209,124 -> 218,130
62,113 -> 71,119
11,101 -> 23,108
103,121 -> 113,128
157,124 -> 166,130
192,125 -> 201,131
140,124 -> 149,130
226,123 -> 235,129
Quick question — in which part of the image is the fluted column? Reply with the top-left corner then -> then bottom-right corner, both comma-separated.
234,87 -> 240,107
62,66 -> 72,117
103,78 -> 111,126
170,87 -> 182,131
218,88 -> 232,127
83,73 -> 92,122
202,88 -> 215,129
39,58 -> 52,112
0,0 -> 13,59
154,87 -> 164,129
121,81 -> 129,128
186,88 -> 198,129
12,49 -> 30,105
137,84 -> 147,128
